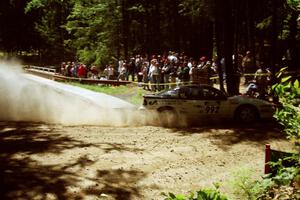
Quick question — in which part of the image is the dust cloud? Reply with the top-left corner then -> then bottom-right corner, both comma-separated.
0,61 -> 160,126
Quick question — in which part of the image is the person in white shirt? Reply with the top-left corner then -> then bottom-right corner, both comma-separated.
149,59 -> 159,91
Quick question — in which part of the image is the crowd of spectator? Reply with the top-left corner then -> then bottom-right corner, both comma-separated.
60,51 -> 220,91
60,62 -> 98,79
59,50 -> 270,92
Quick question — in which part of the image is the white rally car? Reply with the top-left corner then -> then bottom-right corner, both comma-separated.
140,85 -> 276,124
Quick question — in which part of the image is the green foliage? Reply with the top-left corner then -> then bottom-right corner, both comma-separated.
272,68 -> 300,145
256,16 -> 272,30
161,184 -> 229,200
227,68 -> 300,200
255,155 -> 300,199
268,154 -> 300,184
229,160 -> 300,199
0,0 -> 39,52
2,0 -> 300,72
267,67 -> 300,197
25,0 -> 73,62
25,0 -> 46,12
229,168 -> 271,200
287,0 -> 300,11
272,166 -> 299,185
179,0 -> 209,17
65,0 -> 121,66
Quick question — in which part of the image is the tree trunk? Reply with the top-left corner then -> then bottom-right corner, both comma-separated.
222,0 -> 239,95
172,0 -> 180,52
270,0 -> 279,78
245,0 -> 256,58
214,0 -> 225,92
288,10 -> 298,70
121,0 -> 129,60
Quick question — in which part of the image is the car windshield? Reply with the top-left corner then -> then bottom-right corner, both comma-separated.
158,88 -> 180,97
202,87 -> 224,98
157,86 -> 228,100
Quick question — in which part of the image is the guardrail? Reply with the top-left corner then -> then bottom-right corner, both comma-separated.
53,74 -> 132,86
27,66 -> 56,73
25,66 -> 132,86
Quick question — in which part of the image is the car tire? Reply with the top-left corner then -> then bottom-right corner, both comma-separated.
158,108 -> 178,127
235,105 -> 259,123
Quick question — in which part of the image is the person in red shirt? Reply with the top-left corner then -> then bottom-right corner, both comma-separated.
77,64 -> 87,78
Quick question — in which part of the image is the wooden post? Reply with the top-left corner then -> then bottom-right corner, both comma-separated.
265,144 -> 271,174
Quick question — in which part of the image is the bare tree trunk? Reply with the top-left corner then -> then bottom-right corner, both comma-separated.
121,0 -> 129,60
288,10 -> 298,70
270,0 -> 279,81
219,0 -> 239,95
172,0 -> 180,52
214,0 -> 225,92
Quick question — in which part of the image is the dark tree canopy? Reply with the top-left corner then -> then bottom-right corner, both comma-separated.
0,0 -> 300,94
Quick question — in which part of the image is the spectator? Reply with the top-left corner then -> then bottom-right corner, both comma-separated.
127,57 -> 136,81
198,56 -> 207,69
254,61 -> 271,99
198,60 -> 212,85
168,51 -> 178,63
177,61 -> 190,85
187,57 -> 193,69
118,58 -> 124,76
90,65 -> 98,79
60,62 -> 66,76
118,63 -> 127,81
135,54 -> 142,80
189,60 -> 200,84
77,64 -> 87,78
161,59 -> 171,89
141,62 -> 150,90
65,62 -> 72,76
242,51 -> 256,84
71,62 -> 78,77
107,64 -> 115,80
169,61 -> 178,88
149,59 -> 159,91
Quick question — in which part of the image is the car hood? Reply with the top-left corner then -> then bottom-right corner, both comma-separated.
144,93 -> 275,105
228,95 -> 273,105
143,94 -> 172,98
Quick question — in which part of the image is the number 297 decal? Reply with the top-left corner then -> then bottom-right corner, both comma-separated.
205,105 -> 219,114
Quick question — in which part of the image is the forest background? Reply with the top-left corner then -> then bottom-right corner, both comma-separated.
0,0 -> 300,95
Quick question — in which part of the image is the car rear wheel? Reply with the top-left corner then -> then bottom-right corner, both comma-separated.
235,105 -> 259,123
158,108 -> 178,127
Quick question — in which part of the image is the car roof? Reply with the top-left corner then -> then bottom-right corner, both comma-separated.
175,84 -> 219,90
174,84 -> 228,95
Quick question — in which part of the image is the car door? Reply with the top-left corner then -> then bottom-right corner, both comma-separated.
198,86 -> 229,120
173,86 -> 229,121
176,86 -> 206,119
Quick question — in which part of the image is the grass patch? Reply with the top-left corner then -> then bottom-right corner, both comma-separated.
67,82 -> 151,105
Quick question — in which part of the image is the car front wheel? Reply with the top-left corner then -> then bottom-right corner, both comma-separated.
235,105 -> 259,123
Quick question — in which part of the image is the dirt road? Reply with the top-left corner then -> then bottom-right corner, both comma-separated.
0,121 -> 293,200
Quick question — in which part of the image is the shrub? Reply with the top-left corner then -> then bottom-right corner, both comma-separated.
161,184 -> 229,200
272,67 -> 300,146
228,69 -> 300,200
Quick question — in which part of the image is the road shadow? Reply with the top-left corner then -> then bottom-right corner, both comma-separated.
169,120 -> 287,150
0,121 -> 146,200
84,169 -> 151,200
